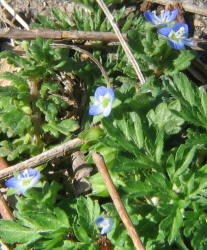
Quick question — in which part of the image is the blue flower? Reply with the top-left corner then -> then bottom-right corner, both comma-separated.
95,217 -> 114,235
5,168 -> 40,195
89,86 -> 115,117
144,9 -> 178,26
158,22 -> 194,49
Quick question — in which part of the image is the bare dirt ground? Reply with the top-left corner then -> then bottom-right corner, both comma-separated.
0,0 -> 72,25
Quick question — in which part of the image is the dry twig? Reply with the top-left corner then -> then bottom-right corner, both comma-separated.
0,138 -> 82,180
72,151 -> 92,196
92,152 -> 145,250
0,194 -> 14,220
0,28 -> 127,42
0,158 -> 14,220
95,0 -> 145,86
0,0 -> 29,30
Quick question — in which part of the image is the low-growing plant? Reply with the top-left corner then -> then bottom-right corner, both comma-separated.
0,1 -> 205,249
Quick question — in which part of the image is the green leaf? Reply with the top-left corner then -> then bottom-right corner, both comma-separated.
73,197 -> 100,242
163,74 -> 207,130
0,220 -> 40,244
199,86 -> 207,116
58,119 -> 80,133
113,155 -> 158,172
34,15 -> 62,29
0,51 -> 29,68
174,146 -> 197,178
123,180 -> 153,197
15,208 -> 69,232
147,101 -> 184,135
89,172 -> 109,197
155,130 -> 164,164
0,147 -> 10,157
0,109 -> 32,137
165,50 -> 195,74
129,112 -> 144,149
79,127 -> 105,141
52,8 -> 73,28
102,118 -> 137,154
159,205 -> 183,244
166,154 -> 176,181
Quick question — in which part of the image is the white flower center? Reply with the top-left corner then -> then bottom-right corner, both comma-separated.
21,178 -> 32,187
18,169 -> 32,186
99,94 -> 110,108
154,10 -> 169,25
169,27 -> 186,42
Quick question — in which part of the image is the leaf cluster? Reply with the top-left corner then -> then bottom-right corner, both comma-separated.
0,38 -> 81,160
0,182 -> 104,249
81,78 -> 207,249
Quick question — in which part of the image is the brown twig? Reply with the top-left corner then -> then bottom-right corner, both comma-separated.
72,151 -> 93,196
95,0 -> 145,86
0,194 -> 14,220
92,152 -> 145,250
0,138 -> 82,180
0,157 -> 14,220
0,28 -> 127,42
191,38 -> 207,51
146,0 -> 207,16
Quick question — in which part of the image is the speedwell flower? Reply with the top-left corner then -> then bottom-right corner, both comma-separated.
5,168 -> 40,195
158,22 -> 194,49
144,9 -> 178,26
89,86 -> 115,117
95,217 -> 114,235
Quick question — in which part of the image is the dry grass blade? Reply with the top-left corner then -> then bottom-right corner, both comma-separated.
95,0 -> 145,86
0,0 -> 29,30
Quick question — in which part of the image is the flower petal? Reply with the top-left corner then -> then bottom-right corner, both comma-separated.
89,104 -> 103,116
95,217 -> 114,235
107,89 -> 115,102
166,9 -> 178,23
168,40 -> 185,50
5,177 -> 21,189
144,11 -> 157,25
20,168 -> 39,178
103,105 -> 112,117
89,86 -> 115,117
5,177 -> 27,194
184,38 -> 194,47
95,217 -> 104,225
144,10 -> 178,26
94,86 -> 108,101
5,168 -> 40,194
172,22 -> 188,36
28,170 -> 40,187
158,26 -> 172,37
